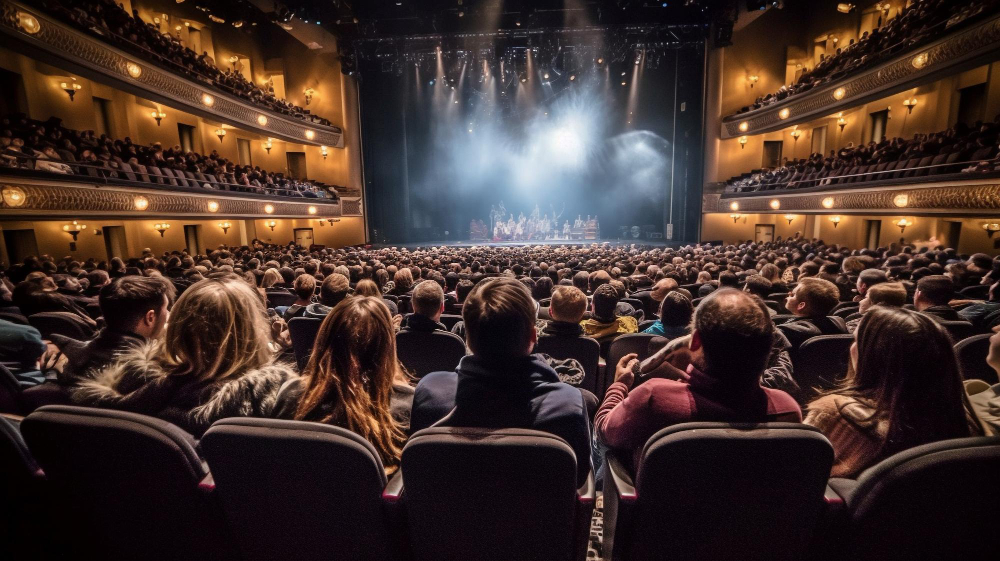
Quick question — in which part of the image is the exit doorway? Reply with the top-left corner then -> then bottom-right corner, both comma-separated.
3,229 -> 39,265
103,226 -> 126,260
184,225 -> 202,255
294,228 -> 314,248
754,224 -> 774,244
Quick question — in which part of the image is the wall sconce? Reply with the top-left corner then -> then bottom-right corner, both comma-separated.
769,199 -> 780,210
822,197 -> 835,209
219,221 -> 232,234
747,75 -> 759,88
739,135 -> 748,149
62,221 -> 87,240
790,129 -> 801,142
263,139 -> 272,154
228,55 -> 239,70
266,220 -> 277,231
784,214 -> 796,225
2,186 -> 27,207
133,196 -> 149,211
893,218 -> 912,234
982,223 -> 1000,238
902,98 -> 917,114
837,117 -> 847,132
60,80 -> 82,101
154,223 -> 170,237
730,213 -> 743,223
264,204 -> 275,214
304,88 -> 315,105
829,215 -> 841,228
215,128 -> 227,142
207,200 -> 219,213
321,146 -> 328,160
151,110 -> 166,126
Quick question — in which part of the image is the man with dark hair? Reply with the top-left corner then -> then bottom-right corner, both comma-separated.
780,277 -> 847,348
305,273 -> 351,318
580,283 -> 638,342
282,274 -> 316,321
855,269 -> 888,302
58,275 -> 175,386
595,289 -> 801,474
411,278 -> 592,486
914,275 -> 960,321
401,279 -> 447,332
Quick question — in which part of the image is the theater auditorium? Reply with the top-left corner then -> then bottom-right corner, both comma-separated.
1,0 -> 999,559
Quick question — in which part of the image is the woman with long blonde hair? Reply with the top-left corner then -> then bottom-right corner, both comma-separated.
75,275 -> 297,436
273,296 -> 413,472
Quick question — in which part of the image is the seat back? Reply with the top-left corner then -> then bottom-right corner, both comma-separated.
958,284 -> 990,300
0,363 -> 21,414
846,436 -> 1000,561
27,312 -> 94,340
790,334 -> 853,403
396,330 -> 467,378
400,427 -> 588,561
20,406 -> 235,560
0,414 -> 52,559
288,317 -> 323,371
612,423 -> 833,561
535,335 -> 601,393
954,333 -> 999,384
265,291 -> 298,308
935,319 -> 975,342
603,333 -> 657,398
439,313 -> 463,331
200,418 -> 392,561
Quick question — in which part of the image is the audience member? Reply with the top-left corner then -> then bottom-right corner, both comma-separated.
304,273 -> 351,318
580,284 -> 638,341
283,274 -> 316,321
914,275 -> 960,321
780,277 -> 847,348
642,292 -> 693,339
401,280 -> 446,332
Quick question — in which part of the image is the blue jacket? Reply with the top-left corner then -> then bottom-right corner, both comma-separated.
412,353 -> 592,486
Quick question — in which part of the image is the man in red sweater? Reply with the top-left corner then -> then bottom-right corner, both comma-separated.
595,288 -> 802,475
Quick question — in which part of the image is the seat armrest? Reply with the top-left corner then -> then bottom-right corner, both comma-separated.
601,455 -> 637,561
573,471 -> 597,561
606,456 -> 637,503
382,470 -> 404,503
577,470 -> 595,504
826,478 -> 858,504
198,472 -> 215,493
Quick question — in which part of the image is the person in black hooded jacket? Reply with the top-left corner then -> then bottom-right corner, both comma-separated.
410,277 -> 592,486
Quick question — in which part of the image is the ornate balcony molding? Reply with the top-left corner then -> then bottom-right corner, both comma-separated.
0,1 -> 344,147
707,178 -> 1000,215
720,12 -> 1000,139
0,178 -> 340,219
341,198 -> 362,216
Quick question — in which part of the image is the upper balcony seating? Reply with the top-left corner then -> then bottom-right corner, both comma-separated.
0,113 -> 342,200
726,116 -> 1000,195
732,0 -> 998,117
27,0 -> 334,127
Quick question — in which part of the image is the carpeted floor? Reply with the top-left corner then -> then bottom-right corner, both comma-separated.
587,494 -> 604,559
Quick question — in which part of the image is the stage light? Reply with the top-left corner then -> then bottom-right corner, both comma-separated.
596,57 -> 604,65
543,72 -> 549,80
621,81 -> 626,86
569,74 -> 576,81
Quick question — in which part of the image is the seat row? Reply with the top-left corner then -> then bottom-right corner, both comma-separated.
3,406 -> 997,561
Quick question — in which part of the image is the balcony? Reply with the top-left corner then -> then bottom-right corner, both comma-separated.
0,0 -> 344,147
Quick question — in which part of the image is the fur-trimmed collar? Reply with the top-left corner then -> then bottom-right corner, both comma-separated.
73,341 -> 297,436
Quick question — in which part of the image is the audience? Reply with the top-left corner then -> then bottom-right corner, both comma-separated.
580,283 -> 638,342
273,297 -> 413,473
595,289 -> 802,474
958,281 -> 1000,331
805,307 -> 982,477
914,275 -> 961,321
400,280 -> 447,332
780,277 -> 847,348
540,285 -> 589,339
282,274 -> 316,321
642,291 -> 693,339
304,273 -> 351,318
847,281 -> 908,332
410,278 -> 592,486
73,276 -> 296,436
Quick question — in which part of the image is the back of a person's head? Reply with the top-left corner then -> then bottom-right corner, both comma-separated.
866,282 -> 907,307
591,283 -> 619,321
412,279 -> 444,317
293,274 -> 316,300
354,279 -> 380,298
916,274 -> 954,306
160,277 -> 272,381
532,276 -> 554,301
99,275 -> 176,333
743,275 -> 772,298
261,268 -> 283,288
659,291 -> 693,327
796,277 -> 840,316
759,263 -> 781,282
693,289 -> 773,381
572,271 -> 589,292
463,278 -> 535,362
588,270 -> 611,292
320,273 -> 350,307
650,277 -> 679,301
549,285 -> 587,323
296,296 -> 404,467
455,279 -> 474,303
845,307 -> 973,456
858,268 -> 887,288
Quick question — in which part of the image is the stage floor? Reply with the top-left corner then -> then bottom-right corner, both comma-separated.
370,239 -> 682,249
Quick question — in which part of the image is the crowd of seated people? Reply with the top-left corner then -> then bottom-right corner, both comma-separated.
21,0 -> 334,126
727,116 -> 1000,193
0,113 -> 339,199
733,0 -> 997,115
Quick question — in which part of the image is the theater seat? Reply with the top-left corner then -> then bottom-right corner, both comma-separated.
535,335 -> 601,393
603,333 -> 657,399
27,312 -> 94,341
288,317 -> 323,371
954,333 -> 999,384
396,330 -> 467,378
266,291 -> 298,308
0,414 -> 52,560
790,334 -> 853,404
20,406 -> 236,561
603,423 -> 833,561
391,427 -> 594,561
200,418 -> 395,561
935,319 -> 976,343
830,436 -> 1000,561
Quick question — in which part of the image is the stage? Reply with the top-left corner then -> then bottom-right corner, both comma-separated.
369,239 -> 683,250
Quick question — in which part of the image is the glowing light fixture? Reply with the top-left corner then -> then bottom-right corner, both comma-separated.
62,221 -> 87,241
893,218 -> 912,234
257,114 -> 268,126
730,213 -> 743,223
215,128 -> 227,142
308,206 -> 317,215
264,204 -> 275,214
822,197 -> 835,209
133,196 -> 149,211
60,80 -> 82,101
838,116 -> 847,131
17,12 -> 41,34
729,202 -> 740,211
304,130 -> 315,140
207,201 -> 220,212
784,214 -> 796,224
219,221 -> 232,234
154,223 -> 170,237
738,121 -> 749,132
893,194 -> 909,208
836,3 -> 855,13
263,139 -> 272,154
201,93 -> 214,106
151,110 -> 166,126
790,129 -> 802,142
747,75 -> 759,88
769,199 -> 780,210
982,223 -> 1000,238
321,146 -> 328,160
2,186 -> 26,207
304,88 -> 315,105
778,108 -> 790,119
902,97 -> 917,114
739,135 -> 748,149
833,87 -> 846,100
829,215 -> 841,228
912,52 -> 929,69
266,220 -> 277,231
126,62 -> 142,78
